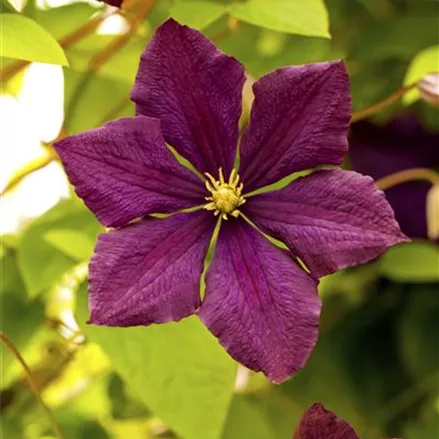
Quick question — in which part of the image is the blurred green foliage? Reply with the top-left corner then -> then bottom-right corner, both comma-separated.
1,0 -> 438,439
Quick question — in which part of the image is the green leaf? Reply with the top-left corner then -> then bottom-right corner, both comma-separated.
229,0 -> 330,38
404,45 -> 439,105
170,0 -> 227,30
1,252 -> 44,377
0,0 -> 18,13
223,396 -> 278,439
398,285 -> 439,378
44,229 -> 95,261
28,3 -> 98,40
17,199 -> 101,297
0,13 -> 68,65
84,313 -> 236,439
379,241 -> 439,283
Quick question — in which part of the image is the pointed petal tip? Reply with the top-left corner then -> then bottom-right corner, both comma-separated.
200,220 -> 321,383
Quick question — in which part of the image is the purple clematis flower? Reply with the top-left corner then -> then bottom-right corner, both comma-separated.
293,403 -> 402,439
98,0 -> 123,7
349,114 -> 439,239
54,19 -> 406,383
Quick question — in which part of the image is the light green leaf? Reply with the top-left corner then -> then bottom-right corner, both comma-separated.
85,317 -> 236,439
229,0 -> 330,38
171,0 -> 227,30
44,229 -> 95,261
379,241 -> 439,282
404,45 -> 439,105
223,396 -> 277,439
0,13 -> 68,65
17,199 -> 100,297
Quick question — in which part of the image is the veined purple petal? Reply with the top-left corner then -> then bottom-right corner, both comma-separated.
131,18 -> 245,176
54,116 -> 205,228
293,403 -> 360,439
98,0 -> 123,7
245,169 -> 408,278
239,61 -> 351,192
199,220 -> 320,383
89,211 -> 215,326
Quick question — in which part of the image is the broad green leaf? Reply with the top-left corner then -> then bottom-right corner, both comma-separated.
171,0 -> 227,30
379,241 -> 439,282
44,229 -> 95,261
222,396 -> 278,439
0,13 -> 68,65
84,314 -> 236,439
17,199 -> 101,297
398,286 -> 439,378
229,0 -> 330,38
404,45 -> 439,104
64,70 -> 133,134
28,3 -> 98,40
1,251 -> 44,378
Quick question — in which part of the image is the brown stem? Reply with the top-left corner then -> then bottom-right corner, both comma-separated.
351,82 -> 418,123
376,168 -> 439,191
0,332 -> 65,439
89,0 -> 156,73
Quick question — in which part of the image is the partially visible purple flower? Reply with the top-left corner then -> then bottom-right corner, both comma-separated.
349,114 -> 439,239
54,19 -> 406,383
293,403 -> 402,439
98,0 -> 123,7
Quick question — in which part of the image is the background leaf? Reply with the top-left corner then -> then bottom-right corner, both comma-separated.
1,13 -> 68,65
170,0 -> 227,30
77,287 -> 236,439
404,45 -> 439,104
229,0 -> 330,38
379,241 -> 439,283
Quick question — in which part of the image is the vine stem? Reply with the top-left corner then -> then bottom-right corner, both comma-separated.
375,168 -> 439,191
65,0 -> 156,125
351,82 -> 418,123
0,332 -> 65,439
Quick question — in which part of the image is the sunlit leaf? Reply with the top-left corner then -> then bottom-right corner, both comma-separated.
82,310 -> 236,439
17,199 -> 100,297
404,45 -> 439,105
1,13 -> 68,65
379,241 -> 439,282
170,0 -> 227,30
44,229 -> 95,261
229,0 -> 330,38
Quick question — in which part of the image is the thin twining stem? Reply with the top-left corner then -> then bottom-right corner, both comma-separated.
351,82 -> 418,123
375,168 -> 439,191
0,332 -> 65,439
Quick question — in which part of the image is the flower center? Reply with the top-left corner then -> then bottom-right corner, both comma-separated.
204,168 -> 245,219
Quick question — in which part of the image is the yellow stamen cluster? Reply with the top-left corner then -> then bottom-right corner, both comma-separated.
204,168 -> 245,219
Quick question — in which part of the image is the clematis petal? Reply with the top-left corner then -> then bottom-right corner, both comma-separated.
131,18 -> 245,176
293,403 -> 360,439
245,168 -> 408,279
89,211 -> 215,326
54,116 -> 205,228
98,0 -> 123,7
239,61 -> 351,192
199,219 -> 320,383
